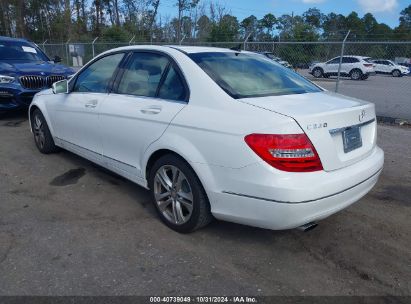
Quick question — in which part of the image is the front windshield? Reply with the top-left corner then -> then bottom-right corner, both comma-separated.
0,41 -> 49,62
189,52 -> 321,99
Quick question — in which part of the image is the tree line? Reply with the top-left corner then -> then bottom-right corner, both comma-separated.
0,0 -> 410,43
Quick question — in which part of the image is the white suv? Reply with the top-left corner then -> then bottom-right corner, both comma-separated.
310,56 -> 375,80
371,59 -> 410,77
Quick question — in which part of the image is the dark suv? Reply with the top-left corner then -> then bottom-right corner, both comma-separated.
0,36 -> 74,112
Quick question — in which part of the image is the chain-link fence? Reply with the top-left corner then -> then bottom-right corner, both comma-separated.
39,40 -> 411,75
38,40 -> 411,121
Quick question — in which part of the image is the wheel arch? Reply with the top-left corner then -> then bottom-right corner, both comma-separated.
392,69 -> 401,76
350,68 -> 362,73
313,66 -> 324,73
29,100 -> 56,137
145,149 -> 181,182
144,147 -> 212,189
142,139 -> 218,208
28,105 -> 40,132
144,147 -> 217,210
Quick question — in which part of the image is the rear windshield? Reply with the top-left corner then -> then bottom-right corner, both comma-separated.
189,52 -> 321,99
0,40 -> 49,62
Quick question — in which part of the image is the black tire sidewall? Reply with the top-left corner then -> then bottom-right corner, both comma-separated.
31,109 -> 57,154
148,154 -> 210,233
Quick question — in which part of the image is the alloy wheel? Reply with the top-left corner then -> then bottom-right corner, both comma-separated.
33,114 -> 46,149
313,69 -> 322,78
153,165 -> 194,225
351,70 -> 361,80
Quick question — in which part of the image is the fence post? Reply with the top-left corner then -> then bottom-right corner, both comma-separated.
179,34 -> 186,46
335,30 -> 350,93
92,37 -> 99,58
42,39 -> 48,52
129,35 -> 135,46
244,32 -> 253,51
65,39 -> 70,65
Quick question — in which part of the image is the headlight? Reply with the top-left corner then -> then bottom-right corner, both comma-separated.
0,75 -> 15,84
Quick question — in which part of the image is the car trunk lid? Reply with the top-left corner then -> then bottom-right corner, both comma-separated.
239,91 -> 377,171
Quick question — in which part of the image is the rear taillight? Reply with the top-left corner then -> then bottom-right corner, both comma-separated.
244,133 -> 323,172
363,63 -> 373,67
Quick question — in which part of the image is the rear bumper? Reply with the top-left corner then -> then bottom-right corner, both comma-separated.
200,146 -> 384,230
212,168 -> 381,230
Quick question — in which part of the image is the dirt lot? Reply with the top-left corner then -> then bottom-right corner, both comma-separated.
0,111 -> 410,296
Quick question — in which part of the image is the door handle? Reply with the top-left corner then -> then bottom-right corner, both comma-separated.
141,106 -> 162,115
85,99 -> 98,108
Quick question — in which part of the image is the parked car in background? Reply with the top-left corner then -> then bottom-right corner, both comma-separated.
29,46 -> 383,233
371,59 -> 410,77
0,36 -> 74,112
309,56 -> 375,80
259,52 -> 293,69
398,63 -> 411,75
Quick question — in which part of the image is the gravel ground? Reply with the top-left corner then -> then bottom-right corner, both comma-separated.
0,111 -> 410,296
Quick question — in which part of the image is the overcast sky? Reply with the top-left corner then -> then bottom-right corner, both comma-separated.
158,0 -> 409,28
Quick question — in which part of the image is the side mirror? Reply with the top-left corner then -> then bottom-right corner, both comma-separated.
53,55 -> 62,63
52,79 -> 69,94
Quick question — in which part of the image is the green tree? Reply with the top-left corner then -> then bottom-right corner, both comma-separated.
303,8 -> 324,29
176,0 -> 199,42
209,14 -> 239,42
322,13 -> 347,40
240,15 -> 258,39
197,15 -> 212,41
399,4 -> 411,29
260,13 -> 277,37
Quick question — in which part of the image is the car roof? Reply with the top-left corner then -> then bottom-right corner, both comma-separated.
167,45 -> 242,54
343,55 -> 371,59
101,45 -> 243,56
0,36 -> 30,43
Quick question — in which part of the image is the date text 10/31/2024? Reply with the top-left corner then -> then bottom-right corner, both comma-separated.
149,296 -> 258,303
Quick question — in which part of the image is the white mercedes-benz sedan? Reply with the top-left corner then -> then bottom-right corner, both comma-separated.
29,45 -> 384,233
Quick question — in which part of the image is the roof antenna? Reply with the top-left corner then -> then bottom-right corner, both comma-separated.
230,43 -> 242,54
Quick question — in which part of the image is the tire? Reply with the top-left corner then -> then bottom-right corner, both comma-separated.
312,67 -> 323,78
392,69 -> 401,77
31,109 -> 60,154
350,69 -> 362,80
148,154 -> 213,233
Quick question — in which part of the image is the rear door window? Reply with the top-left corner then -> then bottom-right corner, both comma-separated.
328,58 -> 340,64
158,66 -> 187,101
117,52 -> 169,97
